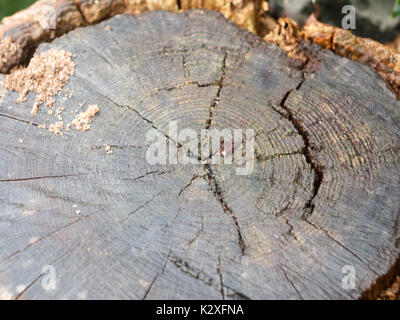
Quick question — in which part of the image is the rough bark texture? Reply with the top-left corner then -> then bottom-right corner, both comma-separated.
0,10 -> 400,299
264,15 -> 400,100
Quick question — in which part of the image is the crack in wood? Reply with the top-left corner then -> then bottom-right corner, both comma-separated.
169,255 -> 214,287
0,173 -> 88,183
152,80 -> 219,95
303,218 -> 379,276
280,266 -> 304,300
121,170 -> 171,182
216,256 -> 225,300
2,214 -> 93,263
13,273 -> 45,300
204,164 -> 246,256
278,85 -> 324,220
255,150 -> 303,163
188,215 -> 204,247
0,113 -> 39,127
281,216 -> 298,242
177,175 -> 206,197
126,192 -> 163,218
142,274 -> 158,300
205,51 -> 227,130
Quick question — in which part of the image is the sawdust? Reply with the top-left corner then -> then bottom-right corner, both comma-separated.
48,121 -> 63,135
105,145 -> 113,154
71,104 -> 100,131
4,49 -> 75,115
3,49 -> 100,135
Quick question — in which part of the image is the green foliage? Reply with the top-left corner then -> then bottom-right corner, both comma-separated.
0,0 -> 36,21
393,0 -> 400,17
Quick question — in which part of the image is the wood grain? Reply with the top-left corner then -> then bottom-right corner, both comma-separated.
0,10 -> 399,299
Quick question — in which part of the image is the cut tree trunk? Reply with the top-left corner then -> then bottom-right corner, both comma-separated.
0,10 -> 400,300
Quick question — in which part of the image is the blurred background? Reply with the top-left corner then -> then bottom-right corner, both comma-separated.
268,0 -> 400,43
0,0 -> 35,20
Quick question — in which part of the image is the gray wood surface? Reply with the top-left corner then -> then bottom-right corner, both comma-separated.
0,10 -> 399,299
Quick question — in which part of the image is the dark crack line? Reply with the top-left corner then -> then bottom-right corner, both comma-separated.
0,113 -> 39,127
304,218 -> 379,276
188,215 -> 204,247
104,95 -> 187,153
178,175 -> 205,197
126,192 -> 163,218
204,164 -> 246,256
278,85 -> 324,220
142,274 -> 158,300
255,150 -> 303,163
205,51 -> 227,130
3,214 -> 92,263
169,256 -> 214,287
13,273 -> 45,300
217,256 -> 225,300
224,286 -> 251,300
281,216 -> 298,242
149,80 -> 220,96
280,266 -> 304,300
122,170 -> 171,182
201,51 -> 246,256
0,173 -> 89,183
142,248 -> 172,300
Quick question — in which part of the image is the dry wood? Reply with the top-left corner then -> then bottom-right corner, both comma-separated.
0,10 -> 399,299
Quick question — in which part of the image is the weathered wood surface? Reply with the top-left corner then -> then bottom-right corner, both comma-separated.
0,10 -> 400,299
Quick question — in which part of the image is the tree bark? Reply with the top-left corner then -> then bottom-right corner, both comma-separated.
0,9 -> 400,300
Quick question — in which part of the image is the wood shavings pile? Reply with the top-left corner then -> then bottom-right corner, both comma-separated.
4,49 -> 75,115
105,145 -> 113,154
3,48 -> 100,135
71,104 -> 100,131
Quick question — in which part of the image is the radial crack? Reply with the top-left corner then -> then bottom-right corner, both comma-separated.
142,274 -> 158,300
280,266 -> 303,300
278,84 -> 324,220
217,256 -> 225,300
177,175 -> 205,197
0,113 -> 39,127
169,256 -> 214,287
304,218 -> 379,276
3,215 -> 92,263
127,192 -> 163,217
204,164 -> 246,256
205,51 -> 227,130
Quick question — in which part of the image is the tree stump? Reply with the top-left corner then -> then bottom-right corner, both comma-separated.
0,10 -> 400,300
